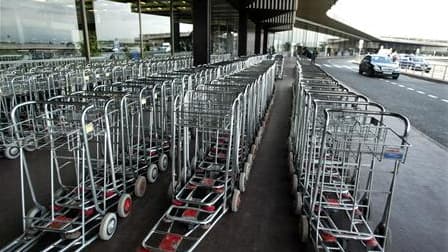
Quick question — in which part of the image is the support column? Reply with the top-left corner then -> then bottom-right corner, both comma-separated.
262,28 -> 268,54
193,0 -> 210,65
254,23 -> 262,54
238,10 -> 247,56
76,0 -> 97,62
173,20 -> 180,52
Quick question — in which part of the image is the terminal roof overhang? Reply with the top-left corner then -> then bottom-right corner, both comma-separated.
295,0 -> 378,41
109,0 -> 378,40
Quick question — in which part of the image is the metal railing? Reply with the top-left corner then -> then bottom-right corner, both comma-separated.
400,63 -> 448,81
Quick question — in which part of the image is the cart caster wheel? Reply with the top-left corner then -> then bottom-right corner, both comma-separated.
168,181 -> 180,199
293,192 -> 303,215
134,175 -> 147,198
374,222 -> 391,249
54,187 -> 66,198
117,193 -> 132,218
200,223 -> 212,230
62,231 -> 81,240
299,214 -> 309,243
251,144 -> 257,155
4,146 -> 19,160
291,174 -> 298,195
190,155 -> 197,169
147,164 -> 159,183
255,136 -> 261,146
288,152 -> 295,175
239,172 -> 246,192
244,162 -> 251,181
23,138 -> 36,152
158,154 -> 169,172
25,207 -> 43,234
231,189 -> 241,212
99,213 -> 117,240
247,153 -> 254,163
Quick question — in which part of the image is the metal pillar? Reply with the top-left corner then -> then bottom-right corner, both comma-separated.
79,0 -> 90,62
255,23 -> 262,54
262,28 -> 268,54
238,10 -> 248,56
170,0 -> 175,56
193,0 -> 210,65
138,0 -> 144,58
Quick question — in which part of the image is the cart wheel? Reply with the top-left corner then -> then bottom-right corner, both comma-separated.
62,231 -> 81,240
293,192 -> 303,215
147,164 -> 159,183
4,146 -> 19,160
239,172 -> 246,192
117,193 -> 132,218
190,154 -> 197,168
158,154 -> 168,172
299,215 -> 309,243
255,136 -> 261,146
251,144 -> 257,155
200,223 -> 212,230
247,153 -> 253,163
168,182 -> 174,199
231,189 -> 241,212
291,174 -> 298,195
288,152 -> 295,175
288,139 -> 293,152
134,175 -> 147,198
23,138 -> 36,152
25,207 -> 42,234
244,162 -> 251,181
374,222 -> 391,249
99,212 -> 117,240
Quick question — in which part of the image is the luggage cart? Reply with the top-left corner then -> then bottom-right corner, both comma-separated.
3,93 -> 142,251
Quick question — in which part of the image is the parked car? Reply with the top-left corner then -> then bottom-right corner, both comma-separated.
399,56 -> 431,73
359,54 -> 400,79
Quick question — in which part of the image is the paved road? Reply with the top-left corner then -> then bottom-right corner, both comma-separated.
316,58 -> 448,147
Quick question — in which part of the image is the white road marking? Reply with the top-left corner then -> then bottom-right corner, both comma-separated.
315,63 -> 321,67
323,64 -> 332,68
398,84 -> 405,87
385,80 -> 391,83
390,82 -> 398,85
442,99 -> 448,103
428,94 -> 438,99
343,66 -> 352,69
407,87 -> 415,91
333,64 -> 343,68
417,90 -> 425,94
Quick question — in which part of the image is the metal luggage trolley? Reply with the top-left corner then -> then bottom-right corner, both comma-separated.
138,58 -> 275,252
291,61 -> 412,251
3,93 -> 141,251
139,89 -> 243,252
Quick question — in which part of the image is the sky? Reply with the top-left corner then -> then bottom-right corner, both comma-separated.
327,0 -> 448,41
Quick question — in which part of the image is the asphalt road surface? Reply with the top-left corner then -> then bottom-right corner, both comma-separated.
316,58 -> 448,148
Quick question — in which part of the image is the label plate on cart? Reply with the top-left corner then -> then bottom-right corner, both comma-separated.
159,233 -> 183,252
383,147 -> 404,160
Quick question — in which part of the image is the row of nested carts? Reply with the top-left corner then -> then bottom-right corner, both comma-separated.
288,59 -> 412,251
0,54 -> 280,251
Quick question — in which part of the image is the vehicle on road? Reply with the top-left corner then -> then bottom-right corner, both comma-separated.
359,54 -> 400,79
399,55 -> 431,73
